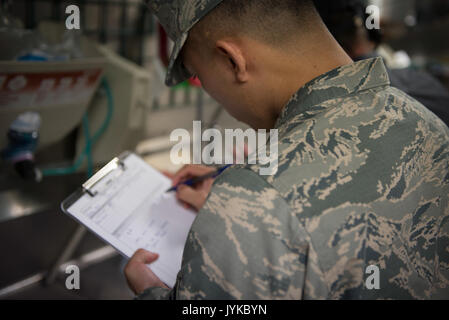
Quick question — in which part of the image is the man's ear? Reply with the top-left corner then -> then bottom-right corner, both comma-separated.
215,40 -> 249,83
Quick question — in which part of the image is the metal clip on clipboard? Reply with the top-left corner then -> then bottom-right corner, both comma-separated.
82,156 -> 126,197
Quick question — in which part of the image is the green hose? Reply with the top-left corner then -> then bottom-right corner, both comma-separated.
41,78 -> 114,177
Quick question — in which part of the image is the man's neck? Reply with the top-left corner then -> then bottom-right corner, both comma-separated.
264,37 -> 353,129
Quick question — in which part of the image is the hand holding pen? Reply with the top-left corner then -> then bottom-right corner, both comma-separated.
165,164 -> 231,211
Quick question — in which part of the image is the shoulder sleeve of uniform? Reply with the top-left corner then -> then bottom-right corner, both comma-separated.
167,167 -> 327,299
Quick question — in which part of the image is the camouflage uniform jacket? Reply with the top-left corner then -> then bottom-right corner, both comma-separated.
138,57 -> 449,299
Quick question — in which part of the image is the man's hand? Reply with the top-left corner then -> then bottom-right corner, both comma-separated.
172,165 -> 216,212
124,249 -> 168,295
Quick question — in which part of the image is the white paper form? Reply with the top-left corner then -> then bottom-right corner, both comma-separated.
65,153 -> 196,288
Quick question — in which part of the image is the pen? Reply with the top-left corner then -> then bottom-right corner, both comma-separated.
165,164 -> 232,193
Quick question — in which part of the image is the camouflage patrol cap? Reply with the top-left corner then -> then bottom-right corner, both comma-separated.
145,0 -> 224,86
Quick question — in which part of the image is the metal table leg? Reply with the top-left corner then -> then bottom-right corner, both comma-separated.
44,225 -> 87,285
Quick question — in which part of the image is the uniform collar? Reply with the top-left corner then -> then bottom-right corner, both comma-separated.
274,57 -> 390,129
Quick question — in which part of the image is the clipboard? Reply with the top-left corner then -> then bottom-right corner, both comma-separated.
61,151 -> 196,288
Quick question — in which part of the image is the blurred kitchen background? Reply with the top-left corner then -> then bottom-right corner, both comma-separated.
0,0 -> 448,299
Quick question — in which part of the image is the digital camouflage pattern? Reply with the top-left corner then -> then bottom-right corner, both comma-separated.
138,57 -> 449,299
144,0 -> 224,86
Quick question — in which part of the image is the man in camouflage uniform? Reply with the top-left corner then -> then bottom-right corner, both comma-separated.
124,0 -> 449,299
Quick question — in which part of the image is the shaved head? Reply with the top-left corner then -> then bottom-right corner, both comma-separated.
190,0 -> 323,48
